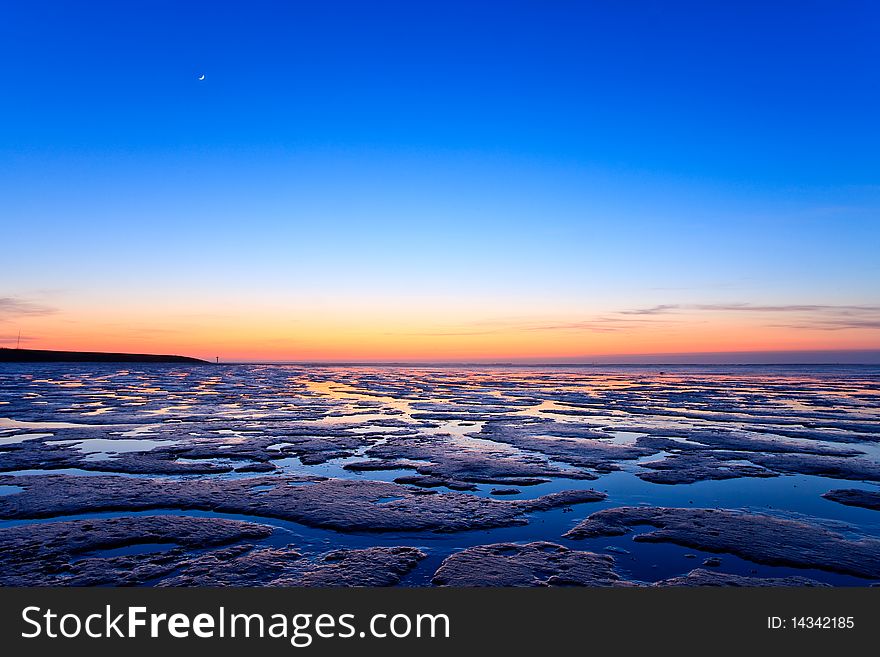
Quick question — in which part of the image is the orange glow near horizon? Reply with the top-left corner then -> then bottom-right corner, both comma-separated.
9,305 -> 879,361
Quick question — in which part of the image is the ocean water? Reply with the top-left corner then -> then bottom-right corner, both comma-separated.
0,363 -> 878,586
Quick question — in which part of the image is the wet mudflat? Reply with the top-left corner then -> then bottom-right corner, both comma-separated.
0,363 -> 878,586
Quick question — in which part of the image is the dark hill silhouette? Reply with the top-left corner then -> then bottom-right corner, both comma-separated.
0,348 -> 208,364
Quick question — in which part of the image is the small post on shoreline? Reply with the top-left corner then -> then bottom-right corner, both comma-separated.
216,356 -> 219,364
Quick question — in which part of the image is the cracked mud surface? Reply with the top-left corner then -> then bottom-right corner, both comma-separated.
1,363 -> 878,586
432,541 -> 630,587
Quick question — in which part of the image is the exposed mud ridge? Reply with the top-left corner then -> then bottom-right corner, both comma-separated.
0,515 -> 273,586
629,435 -> 879,485
291,547 -> 426,587
564,506 -> 880,579
0,474 -> 606,532
636,453 -> 778,485
634,431 -> 864,456
734,452 -> 880,483
821,488 -> 880,511
0,515 -> 427,586
654,569 -> 828,587
362,433 -> 597,485
0,423 -> 417,475
431,541 -> 630,587
477,419 -> 655,472
159,545 -> 426,587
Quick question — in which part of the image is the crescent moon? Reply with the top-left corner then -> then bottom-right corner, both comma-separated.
198,74 -> 205,81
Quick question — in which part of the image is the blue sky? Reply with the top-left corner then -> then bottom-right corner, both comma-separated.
1,1 -> 878,360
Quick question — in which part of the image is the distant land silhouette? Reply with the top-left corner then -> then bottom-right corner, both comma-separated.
0,348 -> 208,364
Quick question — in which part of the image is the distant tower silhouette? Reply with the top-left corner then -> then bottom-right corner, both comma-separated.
216,356 -> 219,364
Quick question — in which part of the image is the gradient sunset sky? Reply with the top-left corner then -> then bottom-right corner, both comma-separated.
2,1 -> 879,362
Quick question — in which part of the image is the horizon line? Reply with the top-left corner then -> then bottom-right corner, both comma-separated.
220,348 -> 880,366
222,348 -> 880,364
219,361 -> 880,367
4,346 -> 880,366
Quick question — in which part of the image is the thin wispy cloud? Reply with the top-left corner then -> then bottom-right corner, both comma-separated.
0,334 -> 36,344
617,302 -> 880,332
769,320 -> 880,331
0,296 -> 57,322
620,304 -> 679,315
696,303 -> 880,313
623,303 -> 880,315
388,302 -> 880,339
